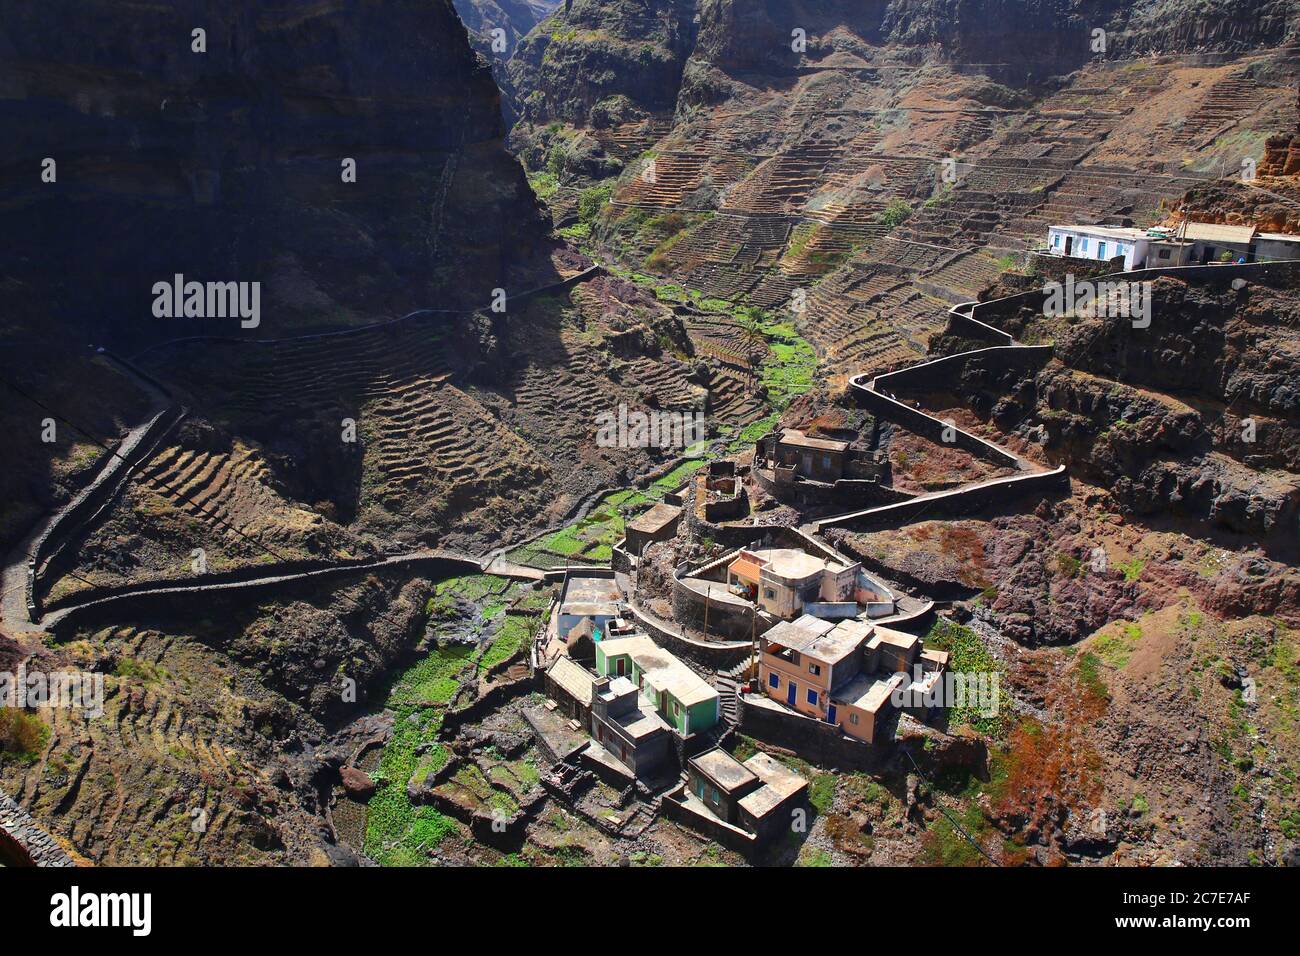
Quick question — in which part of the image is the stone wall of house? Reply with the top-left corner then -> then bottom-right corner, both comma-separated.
659,789 -> 759,855
737,695 -> 886,773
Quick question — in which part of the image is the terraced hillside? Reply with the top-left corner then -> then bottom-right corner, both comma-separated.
509,1 -> 1298,382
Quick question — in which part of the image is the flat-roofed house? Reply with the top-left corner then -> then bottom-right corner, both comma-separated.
737,752 -> 809,836
725,547 -> 861,620
773,429 -> 850,482
829,671 -> 908,744
863,625 -> 921,674
759,615 -> 947,744
686,747 -> 809,843
1046,224 -> 1149,269
557,570 -> 624,640
595,634 -> 720,736
1254,232 -> 1300,262
1181,222 -> 1256,264
589,675 -> 673,777
624,502 -> 682,557
760,615 -> 865,719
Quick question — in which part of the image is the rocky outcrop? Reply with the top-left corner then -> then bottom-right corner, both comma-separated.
0,0 -> 547,351
508,0 -> 699,128
454,0 -> 561,60
938,273 -> 1300,539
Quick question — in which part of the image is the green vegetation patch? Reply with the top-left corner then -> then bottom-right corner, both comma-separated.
1091,621 -> 1143,670
506,491 -> 650,569
924,618 -> 1011,739
0,709 -> 50,765
364,700 -> 457,865
755,314 -> 816,409
479,615 -> 535,672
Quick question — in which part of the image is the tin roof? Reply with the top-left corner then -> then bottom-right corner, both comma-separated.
764,614 -> 868,665
547,656 -> 594,706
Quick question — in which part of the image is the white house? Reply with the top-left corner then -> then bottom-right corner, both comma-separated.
1254,232 -> 1300,262
1046,225 -> 1150,270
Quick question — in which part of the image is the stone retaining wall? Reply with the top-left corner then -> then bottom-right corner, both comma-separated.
0,790 -> 74,866
48,553 -> 480,635
737,695 -> 884,773
628,604 -> 754,670
817,466 -> 1067,532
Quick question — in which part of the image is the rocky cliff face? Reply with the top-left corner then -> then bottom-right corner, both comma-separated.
0,0 -> 546,351
509,0 -> 1296,133
453,0 -> 560,60
508,0 -> 699,127
936,274 -> 1300,543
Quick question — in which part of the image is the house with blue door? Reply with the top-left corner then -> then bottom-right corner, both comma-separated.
1045,224 -> 1150,270
758,615 -> 949,744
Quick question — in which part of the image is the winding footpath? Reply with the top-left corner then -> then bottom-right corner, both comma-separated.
1,355 -> 175,633
806,300 -> 1067,533
16,261 -> 1276,638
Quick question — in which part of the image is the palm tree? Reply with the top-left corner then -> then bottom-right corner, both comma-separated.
736,306 -> 767,383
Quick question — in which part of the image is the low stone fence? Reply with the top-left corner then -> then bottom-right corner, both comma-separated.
671,576 -> 768,642
629,603 -> 754,669
736,695 -> 884,773
944,310 -> 1013,346
659,788 -> 759,856
816,465 -> 1067,532
47,552 -> 481,635
440,670 -> 540,739
30,404 -> 187,617
968,259 -> 1300,329
853,380 -> 1025,469
750,465 -> 910,511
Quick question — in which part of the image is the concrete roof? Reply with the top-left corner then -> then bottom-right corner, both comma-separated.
690,747 -> 758,793
738,752 -> 809,818
560,572 -> 623,617
627,502 -> 682,534
868,625 -> 920,652
599,634 -> 719,708
1181,222 -> 1256,245
547,656 -> 594,706
832,672 -> 906,714
1258,231 -> 1300,242
1050,224 -> 1147,241
749,547 -> 832,581
762,615 -> 835,651
605,675 -> 637,697
779,428 -> 849,453
921,648 -> 951,668
607,695 -> 670,740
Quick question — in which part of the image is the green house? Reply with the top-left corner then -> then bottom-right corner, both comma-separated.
594,634 -> 719,736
